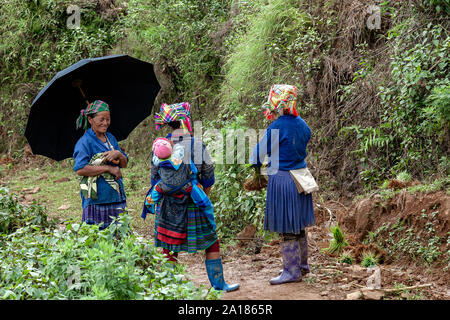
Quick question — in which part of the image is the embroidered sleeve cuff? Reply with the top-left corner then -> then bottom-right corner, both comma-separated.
200,177 -> 215,189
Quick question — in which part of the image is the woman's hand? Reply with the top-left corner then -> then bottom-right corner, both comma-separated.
108,165 -> 122,180
76,164 -> 122,180
103,150 -> 128,168
103,150 -> 121,162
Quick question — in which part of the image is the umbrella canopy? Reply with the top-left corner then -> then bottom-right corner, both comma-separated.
25,54 -> 160,161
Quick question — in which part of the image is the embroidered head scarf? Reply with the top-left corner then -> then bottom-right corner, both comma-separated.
154,102 -> 192,133
76,100 -> 110,130
262,84 -> 298,121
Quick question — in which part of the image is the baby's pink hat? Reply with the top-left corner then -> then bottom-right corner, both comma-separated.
152,137 -> 173,159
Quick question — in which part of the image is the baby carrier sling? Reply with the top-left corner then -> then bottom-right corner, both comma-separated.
141,137 -> 216,230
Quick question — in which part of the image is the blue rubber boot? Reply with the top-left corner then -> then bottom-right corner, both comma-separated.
270,239 -> 302,285
299,231 -> 310,275
279,231 -> 310,276
205,258 -> 240,292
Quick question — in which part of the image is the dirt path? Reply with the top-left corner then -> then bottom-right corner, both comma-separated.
178,242 -> 325,300
177,219 -> 450,300
177,225 -> 360,300
177,222 -> 369,300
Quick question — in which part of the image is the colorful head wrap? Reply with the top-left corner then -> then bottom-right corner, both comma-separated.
155,102 -> 192,132
262,84 -> 298,121
76,100 -> 110,130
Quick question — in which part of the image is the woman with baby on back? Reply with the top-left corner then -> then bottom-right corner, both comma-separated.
141,102 -> 239,292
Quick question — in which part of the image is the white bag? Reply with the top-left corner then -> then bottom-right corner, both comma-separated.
289,168 -> 319,194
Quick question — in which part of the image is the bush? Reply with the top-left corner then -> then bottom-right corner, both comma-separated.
340,18 -> 449,186
0,189 -> 219,300
0,0 -> 126,154
210,164 -> 266,239
123,0 -> 228,112
219,0 -> 317,123
0,187 -> 51,234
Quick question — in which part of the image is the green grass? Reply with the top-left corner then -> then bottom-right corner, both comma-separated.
406,176 -> 449,194
0,155 -> 156,238
322,224 -> 348,255
3,161 -> 81,221
395,171 -> 412,182
220,0 -> 310,119
338,250 -> 354,265
365,215 -> 445,266
353,176 -> 449,204
361,251 -> 380,268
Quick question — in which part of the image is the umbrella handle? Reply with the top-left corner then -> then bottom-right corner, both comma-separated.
72,79 -> 90,105
78,86 -> 90,106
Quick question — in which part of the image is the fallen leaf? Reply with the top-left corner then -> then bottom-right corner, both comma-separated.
21,187 -> 40,194
30,186 -> 40,194
54,177 -> 70,183
58,204 -> 71,210
37,173 -> 48,181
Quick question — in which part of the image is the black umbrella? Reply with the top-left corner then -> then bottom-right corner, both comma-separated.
25,54 -> 160,161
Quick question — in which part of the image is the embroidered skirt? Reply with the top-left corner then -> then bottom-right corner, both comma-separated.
264,170 -> 315,234
82,201 -> 127,230
154,198 -> 217,253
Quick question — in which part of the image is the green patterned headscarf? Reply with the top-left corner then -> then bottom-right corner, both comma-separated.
76,100 -> 110,130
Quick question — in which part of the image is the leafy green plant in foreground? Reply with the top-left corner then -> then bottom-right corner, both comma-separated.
0,189 -> 219,300
0,187 -> 51,234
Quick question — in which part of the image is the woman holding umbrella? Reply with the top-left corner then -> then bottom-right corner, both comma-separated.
142,102 -> 239,292
73,100 -> 128,230
250,84 -> 315,285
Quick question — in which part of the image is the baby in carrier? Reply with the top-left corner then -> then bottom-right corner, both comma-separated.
144,137 -> 215,228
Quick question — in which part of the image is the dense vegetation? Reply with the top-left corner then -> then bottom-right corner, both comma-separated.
0,187 -> 220,299
120,0 -> 450,235
0,0 -> 449,299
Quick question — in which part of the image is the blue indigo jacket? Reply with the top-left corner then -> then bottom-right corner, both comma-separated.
73,128 -> 128,209
250,115 -> 311,175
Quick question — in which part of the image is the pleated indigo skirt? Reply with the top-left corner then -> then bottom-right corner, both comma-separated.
265,170 -> 315,234
82,201 -> 127,230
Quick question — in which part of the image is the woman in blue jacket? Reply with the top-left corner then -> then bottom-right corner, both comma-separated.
73,100 -> 128,230
250,85 -> 315,285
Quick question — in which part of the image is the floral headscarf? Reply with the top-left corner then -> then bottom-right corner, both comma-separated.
262,84 -> 298,121
154,102 -> 192,132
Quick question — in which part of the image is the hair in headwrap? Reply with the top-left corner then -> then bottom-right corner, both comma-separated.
154,102 -> 192,133
76,100 -> 110,130
262,84 -> 298,121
